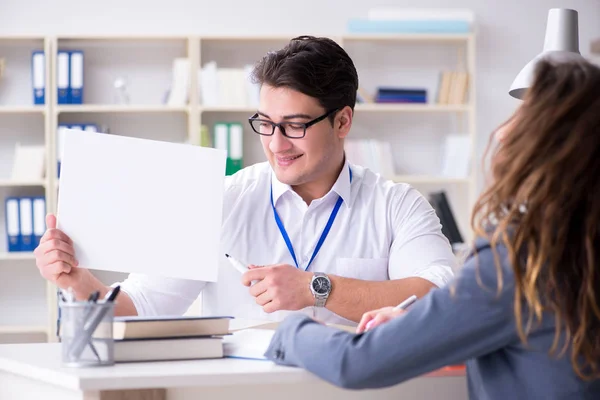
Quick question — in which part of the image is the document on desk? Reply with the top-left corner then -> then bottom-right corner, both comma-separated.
57,129 -> 227,282
223,328 -> 276,360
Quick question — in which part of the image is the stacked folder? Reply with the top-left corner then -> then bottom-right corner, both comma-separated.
374,87 -> 427,103
5,197 -> 46,252
31,49 -> 84,105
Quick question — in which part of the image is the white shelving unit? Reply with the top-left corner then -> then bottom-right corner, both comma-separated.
0,252 -> 36,261
56,105 -> 190,113
0,36 -> 52,344
0,33 -> 476,343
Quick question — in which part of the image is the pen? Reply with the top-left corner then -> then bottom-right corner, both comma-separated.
393,294 -> 418,311
87,291 -> 100,303
365,294 -> 418,331
69,285 -> 121,360
84,290 -> 102,362
225,254 -> 249,274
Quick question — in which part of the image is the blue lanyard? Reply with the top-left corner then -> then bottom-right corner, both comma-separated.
270,167 -> 352,271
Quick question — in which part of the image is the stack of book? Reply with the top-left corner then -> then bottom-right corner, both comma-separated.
112,315 -> 232,363
374,87 -> 427,104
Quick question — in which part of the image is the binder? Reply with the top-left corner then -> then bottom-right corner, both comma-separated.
57,124 -> 70,177
84,124 -> 98,132
33,197 -> 46,248
428,191 -> 463,244
69,51 -> 84,104
19,197 -> 34,252
57,51 -> 70,104
228,123 -> 243,175
213,123 -> 230,175
31,51 -> 45,105
5,198 -> 20,252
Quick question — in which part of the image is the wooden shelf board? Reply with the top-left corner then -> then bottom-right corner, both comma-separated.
56,105 -> 189,113
0,252 -> 36,261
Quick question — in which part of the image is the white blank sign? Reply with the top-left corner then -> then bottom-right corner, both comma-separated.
57,129 -> 226,282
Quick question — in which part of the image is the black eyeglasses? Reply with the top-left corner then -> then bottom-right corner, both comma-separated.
248,109 -> 339,139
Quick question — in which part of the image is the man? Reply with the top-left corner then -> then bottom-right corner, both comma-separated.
35,35 -> 455,326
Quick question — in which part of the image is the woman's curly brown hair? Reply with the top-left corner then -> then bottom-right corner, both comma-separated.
472,57 -> 600,380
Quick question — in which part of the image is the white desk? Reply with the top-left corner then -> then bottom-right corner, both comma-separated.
0,343 -> 468,400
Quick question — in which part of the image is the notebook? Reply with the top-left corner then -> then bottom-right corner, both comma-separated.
113,315 -> 232,340
114,336 -> 223,362
223,321 -> 357,360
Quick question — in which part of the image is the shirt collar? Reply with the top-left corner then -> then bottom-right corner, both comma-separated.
270,159 -> 353,207
330,159 -> 352,207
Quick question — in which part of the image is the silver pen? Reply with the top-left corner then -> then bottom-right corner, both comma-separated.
393,294 -> 418,311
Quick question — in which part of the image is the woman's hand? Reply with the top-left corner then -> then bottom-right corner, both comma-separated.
356,306 -> 407,334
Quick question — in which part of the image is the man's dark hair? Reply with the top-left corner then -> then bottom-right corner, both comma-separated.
251,35 -> 359,119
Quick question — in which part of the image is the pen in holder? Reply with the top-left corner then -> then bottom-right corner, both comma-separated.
59,286 -> 120,367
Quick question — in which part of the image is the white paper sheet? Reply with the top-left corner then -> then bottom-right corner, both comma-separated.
57,129 -> 226,282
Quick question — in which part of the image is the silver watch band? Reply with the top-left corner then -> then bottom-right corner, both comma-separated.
315,296 -> 327,307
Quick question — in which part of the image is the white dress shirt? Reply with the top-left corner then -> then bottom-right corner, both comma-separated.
117,160 -> 455,326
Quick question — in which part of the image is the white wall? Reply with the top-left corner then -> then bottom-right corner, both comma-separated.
1,0 -> 599,191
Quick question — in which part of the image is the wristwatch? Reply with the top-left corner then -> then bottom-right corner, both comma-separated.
310,272 -> 332,307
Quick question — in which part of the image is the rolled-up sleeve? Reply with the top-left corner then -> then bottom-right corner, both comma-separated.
388,186 -> 455,287
117,273 -> 206,316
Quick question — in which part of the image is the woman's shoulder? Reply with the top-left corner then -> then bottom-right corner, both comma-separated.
453,232 -> 515,299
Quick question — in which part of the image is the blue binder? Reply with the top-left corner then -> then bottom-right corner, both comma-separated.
32,197 -> 46,249
57,51 -> 70,104
5,198 -> 21,252
69,51 -> 84,104
31,51 -> 45,105
19,197 -> 35,252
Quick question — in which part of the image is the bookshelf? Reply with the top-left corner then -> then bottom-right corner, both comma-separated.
0,36 -> 52,344
0,33 -> 476,343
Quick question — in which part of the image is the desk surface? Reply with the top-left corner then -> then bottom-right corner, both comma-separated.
0,343 -> 464,392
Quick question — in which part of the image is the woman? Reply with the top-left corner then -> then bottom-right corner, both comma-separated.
264,57 -> 600,399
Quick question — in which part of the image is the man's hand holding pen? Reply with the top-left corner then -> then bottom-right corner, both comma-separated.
242,264 -> 313,313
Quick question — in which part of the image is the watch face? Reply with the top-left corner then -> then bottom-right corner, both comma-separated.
312,276 -> 331,295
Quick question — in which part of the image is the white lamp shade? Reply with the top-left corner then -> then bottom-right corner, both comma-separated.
509,8 -> 582,99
